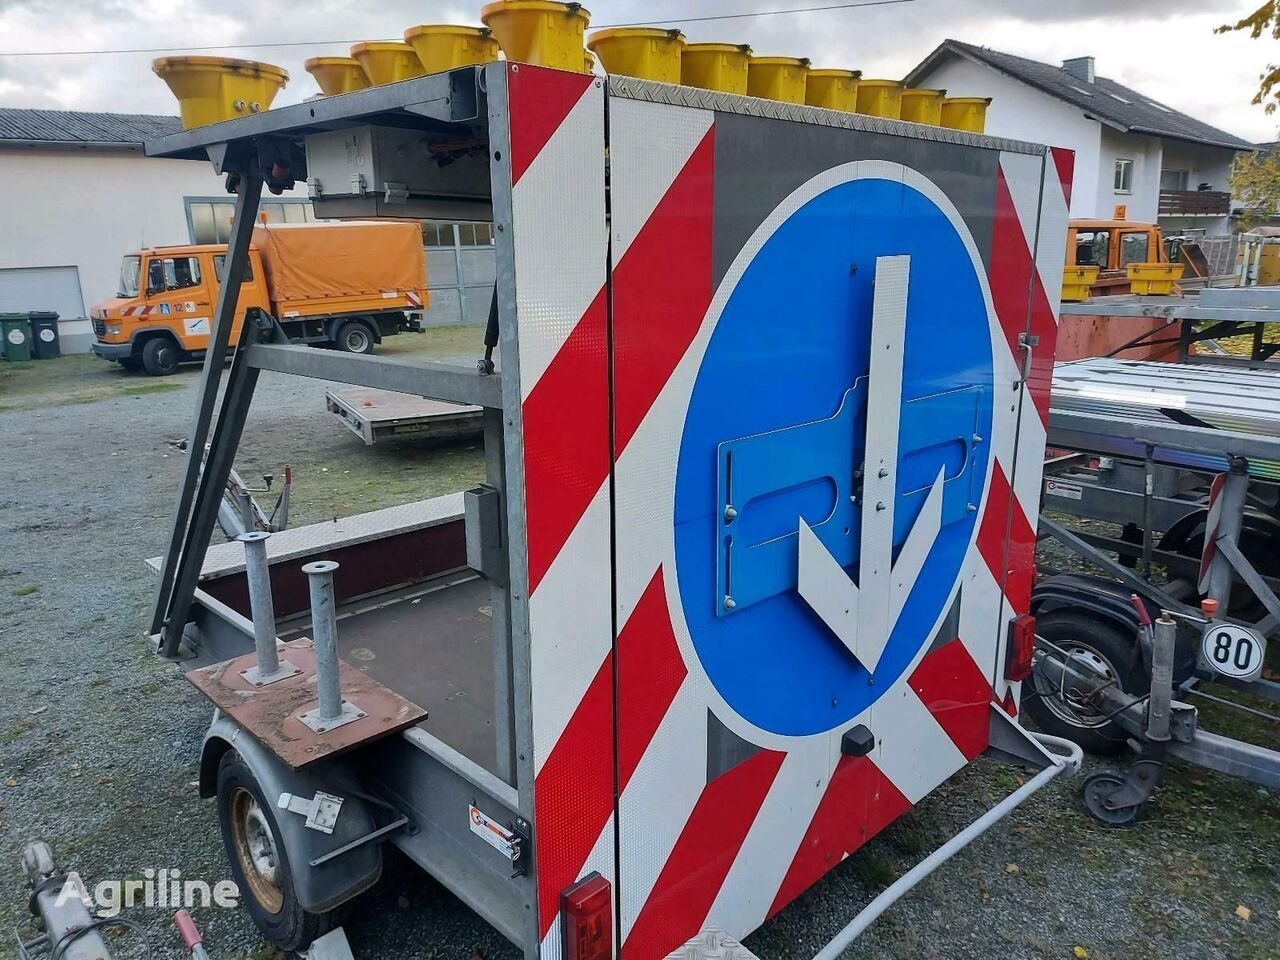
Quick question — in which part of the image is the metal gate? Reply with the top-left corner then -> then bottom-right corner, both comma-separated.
423,220 -> 496,326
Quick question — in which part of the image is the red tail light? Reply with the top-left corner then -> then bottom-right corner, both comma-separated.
561,873 -> 612,960
1006,613 -> 1036,682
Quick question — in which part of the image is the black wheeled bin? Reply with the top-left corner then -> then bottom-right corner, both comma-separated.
1,313 -> 32,362
27,311 -> 60,359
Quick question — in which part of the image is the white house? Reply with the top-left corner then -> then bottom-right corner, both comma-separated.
0,107 -> 493,353
905,41 -> 1255,236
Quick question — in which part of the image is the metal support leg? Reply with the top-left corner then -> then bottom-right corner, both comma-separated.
299,561 -> 363,733
156,311 -> 269,657
151,168 -> 264,650
237,532 -> 299,686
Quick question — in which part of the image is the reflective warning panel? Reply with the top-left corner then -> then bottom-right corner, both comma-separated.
505,64 -> 1071,960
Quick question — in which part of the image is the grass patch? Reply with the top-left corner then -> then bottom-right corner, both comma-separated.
3,719 -> 37,743
11,584 -> 37,597
850,848 -> 898,889
120,382 -> 184,397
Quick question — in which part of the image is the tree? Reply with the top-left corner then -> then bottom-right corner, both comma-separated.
1232,149 -> 1280,227
1217,2 -> 1280,114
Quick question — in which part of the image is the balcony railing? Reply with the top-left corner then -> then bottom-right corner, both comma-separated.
1159,189 -> 1231,217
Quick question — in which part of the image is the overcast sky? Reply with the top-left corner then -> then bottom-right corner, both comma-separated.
0,0 -> 1275,143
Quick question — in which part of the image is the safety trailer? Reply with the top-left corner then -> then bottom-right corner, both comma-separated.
145,63 -> 1079,959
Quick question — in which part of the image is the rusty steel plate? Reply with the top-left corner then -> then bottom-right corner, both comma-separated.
187,638 -> 427,769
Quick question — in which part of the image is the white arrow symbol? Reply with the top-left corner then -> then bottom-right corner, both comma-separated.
796,255 -> 946,675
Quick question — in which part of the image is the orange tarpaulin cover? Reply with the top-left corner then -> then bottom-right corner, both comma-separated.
253,220 -> 427,305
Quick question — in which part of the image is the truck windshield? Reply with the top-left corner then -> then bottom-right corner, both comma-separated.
119,256 -> 142,297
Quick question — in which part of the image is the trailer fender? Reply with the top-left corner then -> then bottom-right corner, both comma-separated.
199,714 -> 383,913
1031,574 -> 1196,679
1031,573 -> 1156,630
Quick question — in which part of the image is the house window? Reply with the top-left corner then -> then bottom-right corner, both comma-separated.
185,198 -> 316,244
1114,158 -> 1134,194
1161,169 -> 1188,191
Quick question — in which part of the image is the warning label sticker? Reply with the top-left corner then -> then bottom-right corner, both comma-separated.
184,317 -> 210,337
1044,478 -> 1084,501
468,804 -> 518,861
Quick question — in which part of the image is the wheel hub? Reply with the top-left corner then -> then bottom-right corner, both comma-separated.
230,788 -> 284,913
1035,643 -> 1120,730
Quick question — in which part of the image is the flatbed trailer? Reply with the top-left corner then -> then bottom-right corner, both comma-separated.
1027,357 -> 1280,822
325,386 -> 482,445
142,60 -> 1081,959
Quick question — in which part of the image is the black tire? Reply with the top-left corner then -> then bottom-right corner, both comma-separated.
1022,610 -> 1147,755
118,358 -> 143,373
216,751 -> 332,953
140,337 -> 181,376
334,320 -> 375,355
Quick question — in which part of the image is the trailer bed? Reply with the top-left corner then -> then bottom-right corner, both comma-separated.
326,386 -> 483,445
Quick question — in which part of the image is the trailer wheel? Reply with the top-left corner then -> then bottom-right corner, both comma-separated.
217,751 -> 332,953
334,320 -> 375,355
1022,610 -> 1146,755
141,337 -> 180,376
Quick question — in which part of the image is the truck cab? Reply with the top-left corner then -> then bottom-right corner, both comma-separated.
92,222 -> 427,375
1067,218 -> 1167,296
92,245 -> 269,374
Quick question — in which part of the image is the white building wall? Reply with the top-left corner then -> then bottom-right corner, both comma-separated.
1096,128 -> 1162,223
911,56 -> 1102,218
0,146 -> 303,350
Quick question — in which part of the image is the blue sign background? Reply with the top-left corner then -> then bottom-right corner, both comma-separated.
673,176 -> 996,736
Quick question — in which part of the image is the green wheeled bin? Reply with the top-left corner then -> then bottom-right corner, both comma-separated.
27,311 -> 60,359
1,313 -> 32,362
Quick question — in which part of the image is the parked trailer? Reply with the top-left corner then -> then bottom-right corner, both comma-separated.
1029,356 -> 1280,823
144,62 -> 1080,958
325,386 -> 482,446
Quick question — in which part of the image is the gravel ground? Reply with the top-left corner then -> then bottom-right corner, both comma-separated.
1,329 -> 1277,960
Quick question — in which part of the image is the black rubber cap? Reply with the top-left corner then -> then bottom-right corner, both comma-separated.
841,724 -> 875,757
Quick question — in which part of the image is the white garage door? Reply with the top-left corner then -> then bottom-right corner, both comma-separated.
0,266 -> 86,319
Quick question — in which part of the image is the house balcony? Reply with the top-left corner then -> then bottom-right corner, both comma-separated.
1159,189 -> 1231,217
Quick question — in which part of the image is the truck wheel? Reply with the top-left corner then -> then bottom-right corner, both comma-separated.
217,751 -> 332,953
334,320 -> 375,355
141,337 -> 181,376
1021,610 -> 1147,755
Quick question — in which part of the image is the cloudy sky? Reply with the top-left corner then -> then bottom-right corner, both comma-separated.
0,0 -> 1275,142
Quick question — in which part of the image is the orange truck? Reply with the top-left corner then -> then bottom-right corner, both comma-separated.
91,220 -> 428,375
1067,217 -> 1167,296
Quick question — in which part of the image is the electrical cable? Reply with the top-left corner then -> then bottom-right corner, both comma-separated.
0,0 -> 915,58
48,917 -> 152,960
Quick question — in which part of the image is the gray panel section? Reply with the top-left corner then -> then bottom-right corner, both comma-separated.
607,76 -> 1044,156
706,709 -> 762,783
710,111 -> 1003,288
927,590 -> 964,655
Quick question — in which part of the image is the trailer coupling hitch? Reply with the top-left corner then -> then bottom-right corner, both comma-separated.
16,840 -> 150,960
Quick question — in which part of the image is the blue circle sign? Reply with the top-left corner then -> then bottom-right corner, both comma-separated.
673,174 -> 996,736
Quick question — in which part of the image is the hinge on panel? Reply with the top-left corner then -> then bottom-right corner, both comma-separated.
349,173 -> 367,197
384,181 -> 409,204
306,177 -> 323,199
